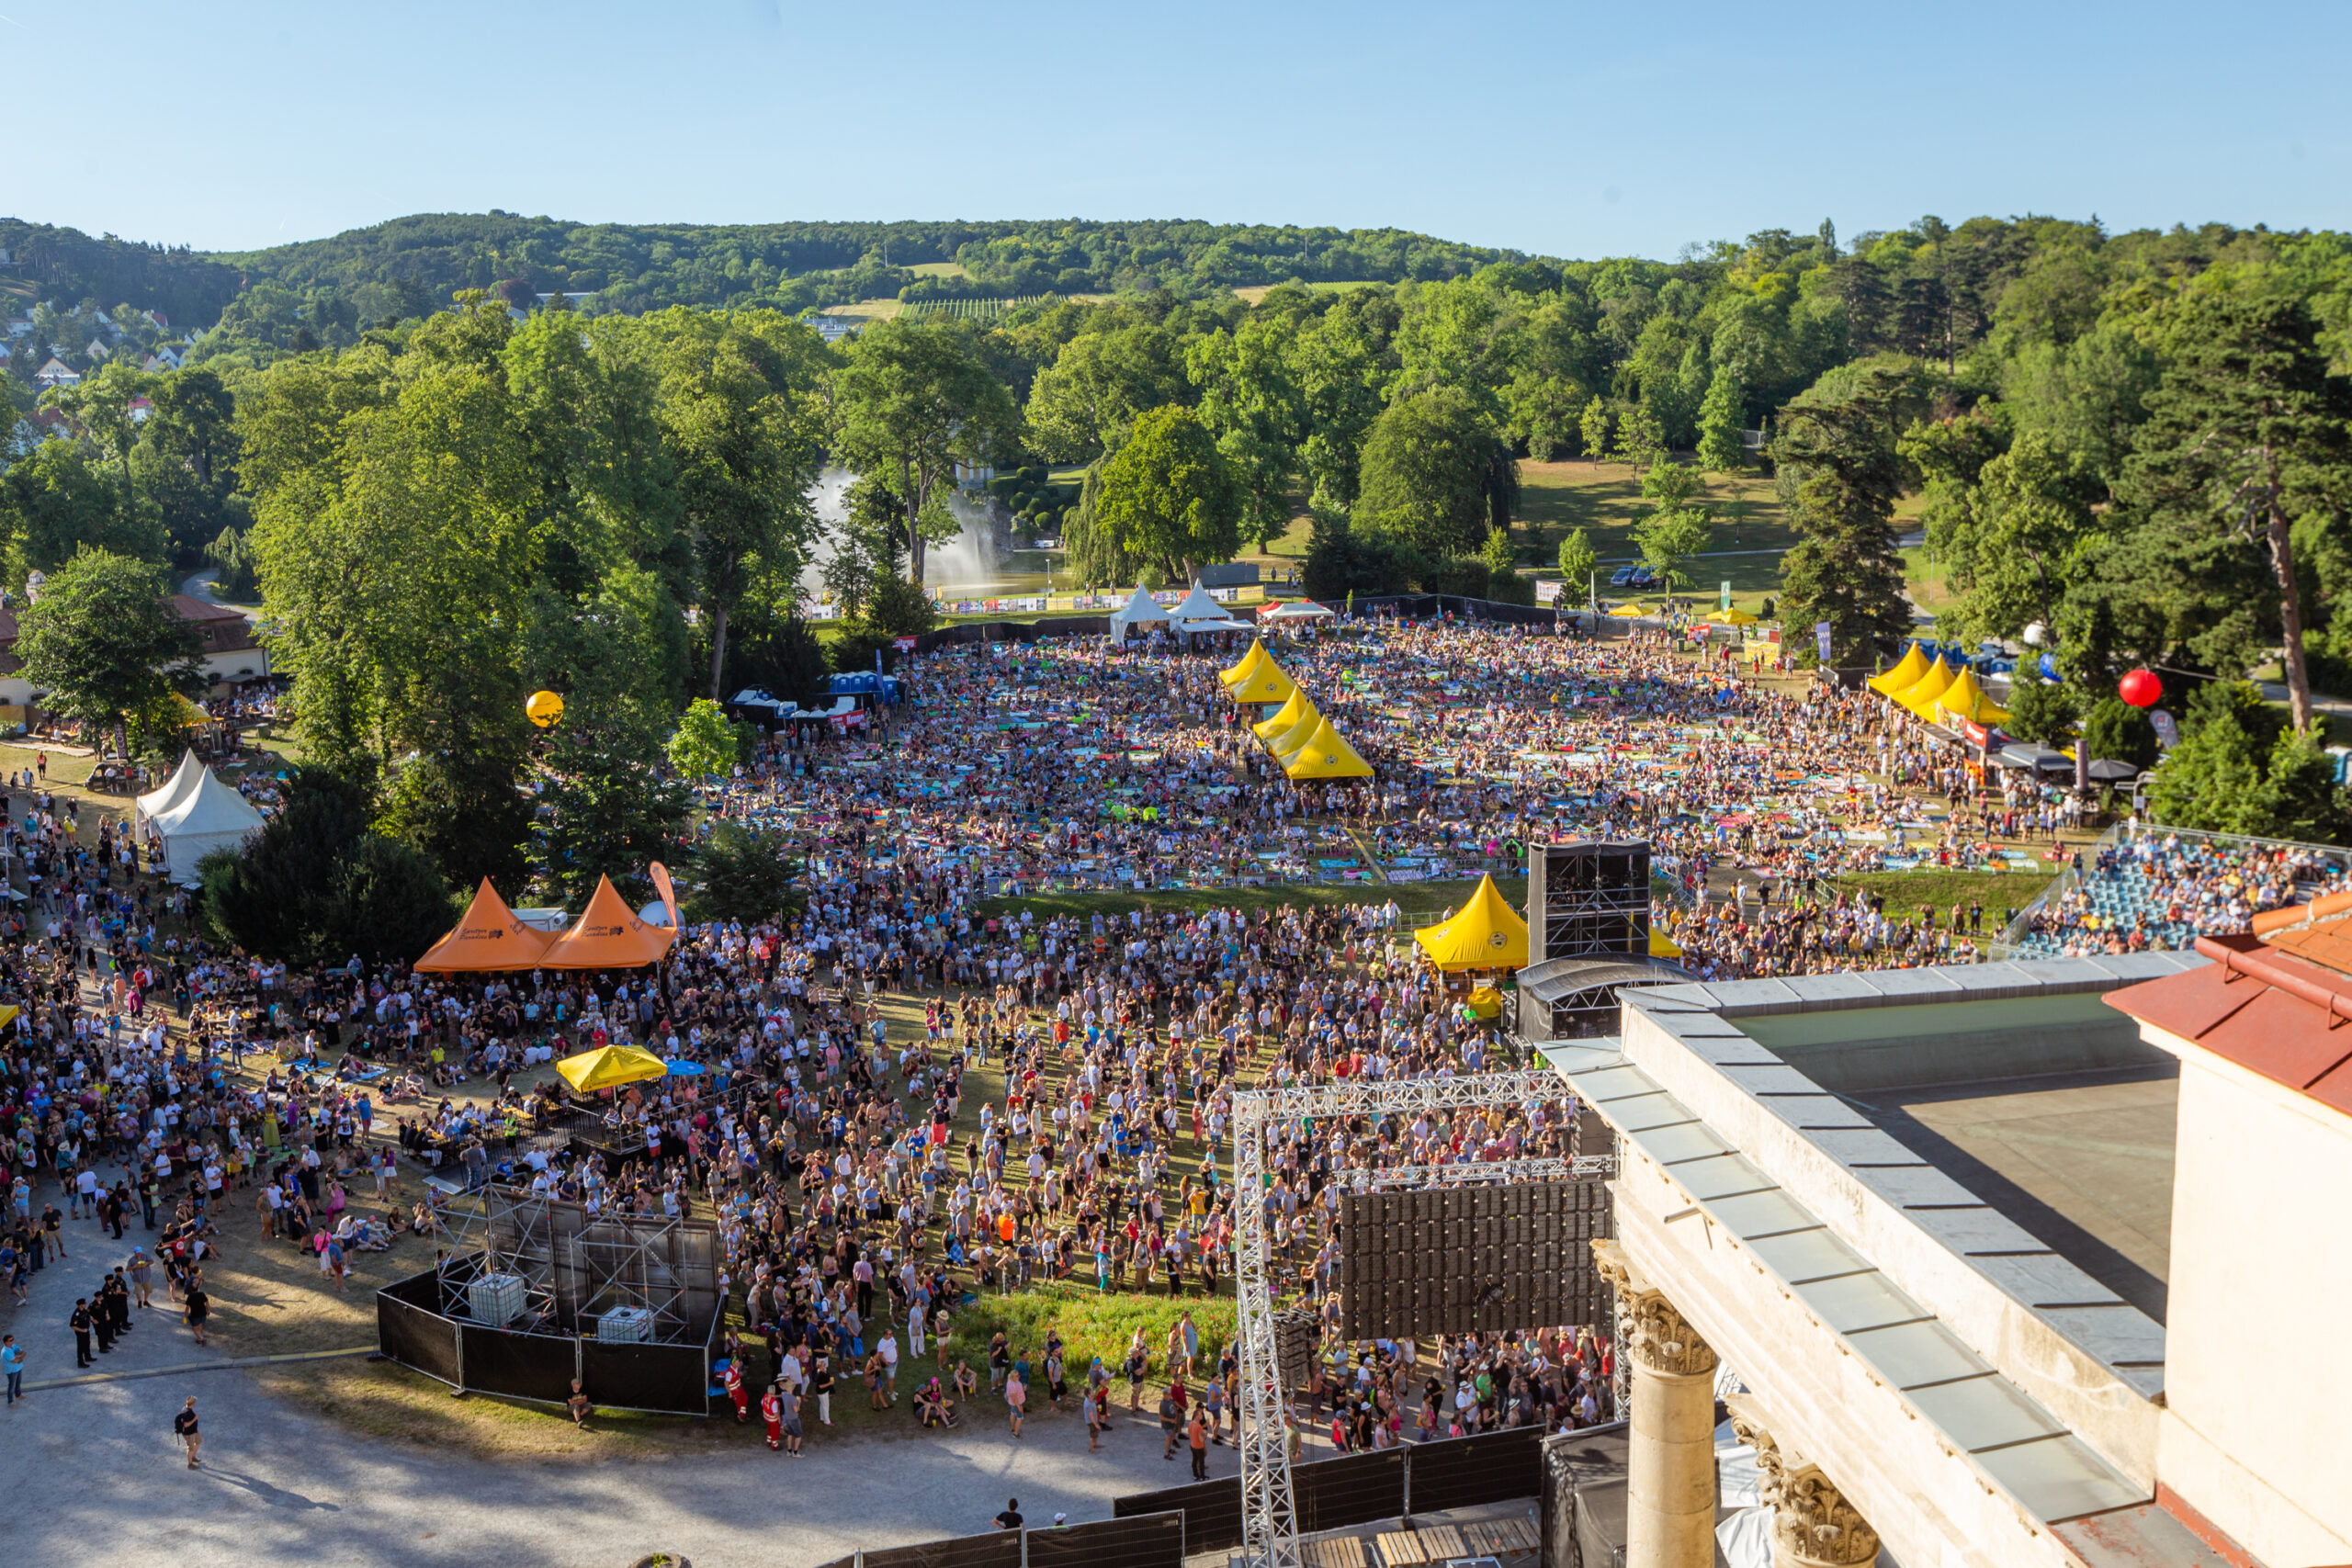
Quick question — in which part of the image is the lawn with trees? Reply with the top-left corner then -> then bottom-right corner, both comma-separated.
9,207 -> 2352,911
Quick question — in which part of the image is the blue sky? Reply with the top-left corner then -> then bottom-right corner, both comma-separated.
8,0 -> 2349,259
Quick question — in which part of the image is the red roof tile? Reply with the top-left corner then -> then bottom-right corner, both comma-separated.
2104,936 -> 2352,1117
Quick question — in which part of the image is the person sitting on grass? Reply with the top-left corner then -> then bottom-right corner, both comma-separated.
567,1379 -> 592,1427
915,1376 -> 957,1429
951,1358 -> 978,1405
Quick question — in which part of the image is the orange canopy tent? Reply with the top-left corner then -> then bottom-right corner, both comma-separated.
413,877 -> 556,972
540,874 -> 676,969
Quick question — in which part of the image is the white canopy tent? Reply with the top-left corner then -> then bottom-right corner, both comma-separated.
1259,599 -> 1335,623
135,750 -> 205,829
145,763 -> 266,884
1108,583 -> 1171,641
1170,581 -> 1250,641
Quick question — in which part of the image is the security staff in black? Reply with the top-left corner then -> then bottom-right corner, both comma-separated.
71,1298 -> 94,1367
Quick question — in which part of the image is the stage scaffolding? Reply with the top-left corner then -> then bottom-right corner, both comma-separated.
1230,1068 -> 1616,1568
442,1187 -> 721,1346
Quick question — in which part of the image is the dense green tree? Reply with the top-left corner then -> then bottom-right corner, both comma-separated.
2001,668 -> 2082,744
833,318 -> 1018,587
1578,396 -> 1611,467
688,824 -> 802,926
1186,316 -> 1308,551
2114,290 -> 2352,732
1025,322 -> 1190,460
1092,405 -> 1243,582
13,549 -> 201,757
1353,387 -> 1517,560
1555,527 -> 1598,604
667,696 -> 741,780
645,310 -> 829,696
2077,695 -> 2159,772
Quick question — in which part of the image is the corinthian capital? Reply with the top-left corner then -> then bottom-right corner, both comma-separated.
1724,1394 -> 1882,1568
1589,1238 -> 1717,1377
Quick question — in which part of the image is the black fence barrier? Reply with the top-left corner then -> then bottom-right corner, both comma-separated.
1114,1472 -> 1246,1556
859,1529 -> 1024,1568
1409,1426 -> 1549,1514
1295,1448 -> 1407,1535
579,1335 -> 712,1416
1024,1510 -> 1184,1568
376,1290 -> 461,1386
374,1263 -> 715,1416
458,1324 -> 580,1406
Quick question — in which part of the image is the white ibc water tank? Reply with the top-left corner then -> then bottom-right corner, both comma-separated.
466,1271 -> 526,1325
599,1306 -> 653,1343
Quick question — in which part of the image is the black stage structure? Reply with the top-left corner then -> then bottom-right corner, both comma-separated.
1518,840 -> 1691,1041
375,1189 -> 723,1416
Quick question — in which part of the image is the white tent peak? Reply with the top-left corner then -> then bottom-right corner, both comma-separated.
1170,582 -> 1226,625
135,750 -> 205,826
142,761 -> 266,883
1109,583 -> 1171,641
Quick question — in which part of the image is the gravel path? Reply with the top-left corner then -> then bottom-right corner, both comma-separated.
0,1221 -> 1237,1568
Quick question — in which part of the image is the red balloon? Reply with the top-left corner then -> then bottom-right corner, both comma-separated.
2119,669 -> 2162,708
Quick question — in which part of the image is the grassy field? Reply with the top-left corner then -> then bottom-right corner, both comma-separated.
908,262 -> 968,278
1831,866 -> 2058,926
1232,281 -> 1387,307
978,874 -> 1522,927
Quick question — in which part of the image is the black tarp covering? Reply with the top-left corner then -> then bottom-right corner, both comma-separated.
1408,1426 -> 1548,1514
1114,1473 -> 1245,1555
579,1337 -> 709,1416
1023,1511 -> 1183,1568
1295,1449 -> 1406,1535
859,1530 -> 1024,1568
376,1291 -> 461,1387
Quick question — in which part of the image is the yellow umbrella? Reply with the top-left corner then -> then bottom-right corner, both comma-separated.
1253,687 -> 1314,741
556,1043 -> 669,1093
1867,643 -> 1928,695
1714,607 -> 1760,626
1608,603 -> 1651,618
1465,984 -> 1503,1020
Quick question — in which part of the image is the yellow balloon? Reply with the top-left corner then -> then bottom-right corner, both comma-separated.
526,690 -> 564,728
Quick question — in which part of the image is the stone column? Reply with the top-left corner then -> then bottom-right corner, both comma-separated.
1726,1394 -> 1883,1568
1594,1240 -> 1720,1568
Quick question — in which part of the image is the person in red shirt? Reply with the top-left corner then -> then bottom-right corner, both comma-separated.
761,1382 -> 785,1450
725,1359 -> 749,1423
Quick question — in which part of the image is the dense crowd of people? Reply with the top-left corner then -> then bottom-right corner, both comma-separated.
6,612 -> 2334,1458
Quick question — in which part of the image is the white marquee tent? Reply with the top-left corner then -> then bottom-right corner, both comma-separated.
135,750 -> 206,829
1170,581 -> 1250,639
1108,583 -> 1172,641
145,761 -> 266,883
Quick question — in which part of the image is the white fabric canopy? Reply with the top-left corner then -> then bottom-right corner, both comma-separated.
146,763 -> 266,882
1108,583 -> 1171,640
135,750 -> 205,827
1178,617 -> 1250,637
1260,599 -> 1334,621
1170,582 -> 1227,625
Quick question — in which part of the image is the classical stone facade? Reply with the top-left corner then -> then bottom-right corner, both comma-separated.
1594,1238 -> 1719,1379
1728,1395 -> 1882,1568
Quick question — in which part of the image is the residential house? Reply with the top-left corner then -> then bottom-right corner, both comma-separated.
128,396 -> 154,423
0,593 -> 272,706
33,358 -> 80,389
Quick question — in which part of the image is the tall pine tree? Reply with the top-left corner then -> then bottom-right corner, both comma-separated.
1772,364 -> 1916,666
1695,366 -> 1747,473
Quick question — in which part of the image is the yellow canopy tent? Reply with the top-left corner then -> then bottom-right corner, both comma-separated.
1219,638 -> 1271,687
1227,659 -> 1298,706
1867,644 -> 1929,695
1465,985 -> 1503,1020
1714,607 -> 1760,626
1282,718 -> 1374,780
1649,926 -> 1684,959
556,1043 -> 669,1093
1412,874 -> 1531,972
1267,704 -> 1326,759
1934,669 -> 2008,726
1608,603 -> 1651,618
1253,688 -> 1314,742
1894,656 -> 1957,716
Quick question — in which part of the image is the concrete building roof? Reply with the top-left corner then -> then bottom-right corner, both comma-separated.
1544,953 -> 2211,1551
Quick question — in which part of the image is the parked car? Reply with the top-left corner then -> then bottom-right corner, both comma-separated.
1629,566 -> 1655,588
1609,565 -> 1634,587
